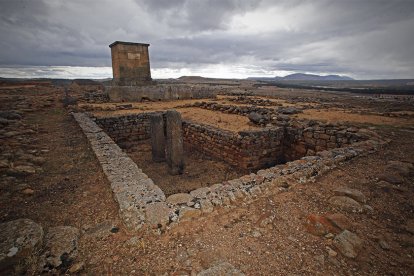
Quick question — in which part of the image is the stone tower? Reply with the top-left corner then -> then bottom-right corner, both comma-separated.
109,41 -> 152,86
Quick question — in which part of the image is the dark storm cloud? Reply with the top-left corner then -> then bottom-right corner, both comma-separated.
136,0 -> 261,31
0,0 -> 413,79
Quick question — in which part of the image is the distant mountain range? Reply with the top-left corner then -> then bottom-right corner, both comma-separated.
249,73 -> 354,81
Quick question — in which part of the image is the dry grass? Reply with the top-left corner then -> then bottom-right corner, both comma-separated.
295,108 -> 414,126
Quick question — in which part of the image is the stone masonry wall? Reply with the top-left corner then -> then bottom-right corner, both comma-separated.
95,113 -> 285,170
94,113 -> 377,170
73,113 -> 167,231
283,120 -> 376,161
106,84 -> 220,102
183,122 -> 284,170
94,113 -> 155,148
73,112 -> 387,232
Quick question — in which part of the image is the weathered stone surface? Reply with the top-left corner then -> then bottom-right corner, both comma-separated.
166,110 -> 184,175
150,113 -> 166,162
145,202 -> 172,228
7,165 -> 36,176
198,262 -> 244,276
385,160 -> 414,177
329,196 -> 362,212
378,173 -> 403,184
110,41 -> 152,86
68,261 -> 85,273
200,199 -> 214,213
166,193 -> 193,205
325,213 -> 353,231
179,207 -> 201,222
84,221 -> 118,238
21,188 -> 34,195
305,214 -> 340,236
73,113 -> 166,231
333,230 -> 363,258
377,180 -> 408,192
333,187 -> 366,203
248,112 -> 263,124
0,219 -> 43,272
279,107 -> 301,115
40,226 -> 80,270
190,187 -> 211,199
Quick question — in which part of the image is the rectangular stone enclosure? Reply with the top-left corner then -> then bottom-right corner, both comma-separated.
94,112 -> 371,171
75,112 -> 382,231
109,41 -> 152,86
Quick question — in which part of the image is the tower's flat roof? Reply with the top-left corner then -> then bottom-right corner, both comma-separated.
109,41 -> 150,48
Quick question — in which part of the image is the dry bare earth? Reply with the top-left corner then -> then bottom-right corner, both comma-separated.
0,86 -> 413,275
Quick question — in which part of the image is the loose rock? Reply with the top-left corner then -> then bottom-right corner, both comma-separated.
198,262 -> 244,276
40,226 -> 80,271
247,112 -> 263,124
333,187 -> 366,203
166,193 -> 194,205
0,219 -> 43,273
333,230 -> 363,258
329,196 -> 362,212
145,202 -> 172,228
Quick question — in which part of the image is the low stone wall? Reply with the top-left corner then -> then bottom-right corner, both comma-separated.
94,113 -> 376,170
183,122 -> 284,170
73,113 -> 167,231
95,113 -> 285,170
180,101 -> 303,125
283,121 -> 377,161
106,84 -> 220,102
73,112 -> 387,233
94,113 -> 155,147
82,91 -> 109,103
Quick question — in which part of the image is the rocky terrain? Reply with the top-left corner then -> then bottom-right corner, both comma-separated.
0,84 -> 413,275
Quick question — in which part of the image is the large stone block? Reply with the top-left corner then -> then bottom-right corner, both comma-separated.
166,110 -> 185,175
150,113 -> 165,162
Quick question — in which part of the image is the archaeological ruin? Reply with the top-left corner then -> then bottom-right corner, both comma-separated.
51,42 -> 390,234
73,96 -> 386,231
109,41 -> 152,86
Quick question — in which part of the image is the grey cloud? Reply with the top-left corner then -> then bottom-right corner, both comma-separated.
0,0 -> 413,79
136,0 -> 261,31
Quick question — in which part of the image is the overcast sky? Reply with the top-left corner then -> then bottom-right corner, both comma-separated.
0,0 -> 413,79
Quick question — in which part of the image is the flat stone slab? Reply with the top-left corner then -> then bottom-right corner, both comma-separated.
166,193 -> 194,205
333,187 -> 366,203
198,262 -> 244,276
333,230 -> 363,258
145,202 -> 172,228
329,196 -> 363,212
0,219 -> 43,272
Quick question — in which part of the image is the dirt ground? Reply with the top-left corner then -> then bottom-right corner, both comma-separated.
127,141 -> 246,196
295,108 -> 414,126
179,107 -> 260,132
91,100 -> 259,132
1,86 -> 414,275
